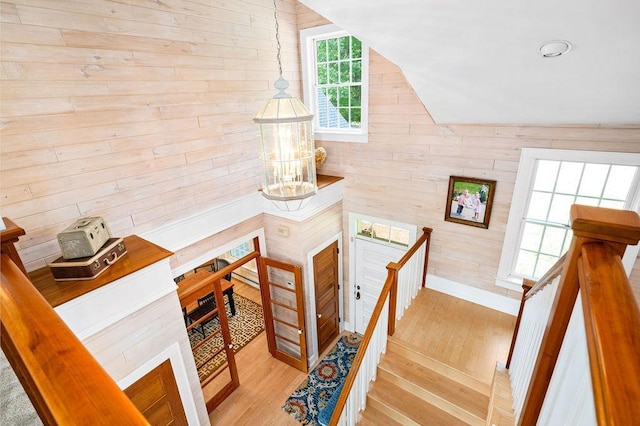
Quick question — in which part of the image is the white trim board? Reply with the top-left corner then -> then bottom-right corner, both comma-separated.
141,193 -> 263,253
55,259 -> 176,340
170,228 -> 267,279
142,183 -> 344,254
426,274 -> 520,316
117,343 -> 202,426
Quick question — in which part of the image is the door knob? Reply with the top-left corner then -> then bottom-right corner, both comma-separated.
317,314 -> 322,319
356,291 -> 361,300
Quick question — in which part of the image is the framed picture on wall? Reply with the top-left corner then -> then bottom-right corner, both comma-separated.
444,176 -> 496,229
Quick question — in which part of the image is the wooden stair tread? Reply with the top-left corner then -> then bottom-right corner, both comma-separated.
357,403 -> 403,425
368,375 -> 469,426
379,350 -> 489,420
387,338 -> 490,395
486,364 -> 515,426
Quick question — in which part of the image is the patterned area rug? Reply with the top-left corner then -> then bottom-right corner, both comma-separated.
282,333 -> 362,425
189,294 -> 264,381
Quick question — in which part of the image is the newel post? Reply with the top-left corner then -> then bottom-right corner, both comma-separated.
422,227 -> 432,288
506,279 -> 534,369
387,262 -> 399,336
518,205 -> 640,425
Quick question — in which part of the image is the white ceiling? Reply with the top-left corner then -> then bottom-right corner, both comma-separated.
299,0 -> 640,125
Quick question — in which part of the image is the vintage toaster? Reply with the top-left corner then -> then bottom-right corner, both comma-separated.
57,217 -> 110,259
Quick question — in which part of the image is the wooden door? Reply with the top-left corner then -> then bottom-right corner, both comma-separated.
354,238 -> 405,334
258,257 -> 308,372
313,241 -> 339,355
124,359 -> 188,426
178,271 -> 239,412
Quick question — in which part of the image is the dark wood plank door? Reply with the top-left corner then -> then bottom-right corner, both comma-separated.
313,241 -> 340,355
257,257 -> 308,373
124,359 -> 188,426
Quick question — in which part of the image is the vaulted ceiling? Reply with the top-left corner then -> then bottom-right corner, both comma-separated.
299,0 -> 640,125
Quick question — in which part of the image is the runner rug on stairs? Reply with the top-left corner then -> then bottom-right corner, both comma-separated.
282,333 -> 362,425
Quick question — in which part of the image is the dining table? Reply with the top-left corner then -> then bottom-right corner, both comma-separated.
176,270 -> 236,317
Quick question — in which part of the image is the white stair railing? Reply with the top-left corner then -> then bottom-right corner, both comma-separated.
508,206 -> 640,425
395,243 -> 425,321
509,274 -> 561,421
327,227 -> 432,426
538,291 -> 596,425
335,296 -> 389,425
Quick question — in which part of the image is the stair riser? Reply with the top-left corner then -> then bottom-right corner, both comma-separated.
367,395 -> 421,426
378,368 -> 486,426
387,340 -> 490,395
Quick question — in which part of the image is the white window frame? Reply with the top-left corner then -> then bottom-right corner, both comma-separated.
496,148 -> 640,291
300,24 -> 369,143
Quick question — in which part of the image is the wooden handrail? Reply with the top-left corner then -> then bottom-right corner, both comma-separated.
388,227 -> 432,335
397,227 -> 433,268
328,267 -> 395,426
1,254 -> 148,425
578,242 -> 640,425
518,205 -> 640,425
523,254 -> 565,301
328,227 -> 431,425
505,280 -> 533,369
506,253 -> 564,369
1,217 -> 27,274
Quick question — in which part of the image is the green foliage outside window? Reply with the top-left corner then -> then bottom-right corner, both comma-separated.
315,34 -> 363,128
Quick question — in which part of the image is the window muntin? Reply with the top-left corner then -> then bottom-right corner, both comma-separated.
356,219 -> 409,247
498,149 -> 640,289
514,160 -> 637,280
314,35 -> 362,130
229,242 -> 250,259
301,24 -> 369,143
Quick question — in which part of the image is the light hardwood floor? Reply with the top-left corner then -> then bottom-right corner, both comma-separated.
208,281 -> 306,425
392,288 -> 516,385
207,283 -> 516,424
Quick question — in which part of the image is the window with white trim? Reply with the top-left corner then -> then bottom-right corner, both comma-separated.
229,242 -> 250,259
300,24 -> 369,143
496,148 -> 640,291
356,219 -> 410,247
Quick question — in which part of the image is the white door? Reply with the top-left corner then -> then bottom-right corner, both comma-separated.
354,238 -> 405,334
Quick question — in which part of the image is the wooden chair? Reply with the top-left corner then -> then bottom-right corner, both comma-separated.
188,292 -> 217,338
194,258 -> 232,281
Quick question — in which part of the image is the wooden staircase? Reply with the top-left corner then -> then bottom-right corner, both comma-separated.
358,338 -> 514,425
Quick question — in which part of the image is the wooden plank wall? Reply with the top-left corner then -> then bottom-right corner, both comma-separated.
82,292 -> 208,424
1,0 -> 639,302
296,4 -> 640,300
169,214 -> 263,272
0,0 -> 300,271
263,201 -> 343,353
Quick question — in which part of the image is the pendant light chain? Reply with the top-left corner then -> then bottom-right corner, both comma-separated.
273,0 -> 283,77
253,0 -> 317,210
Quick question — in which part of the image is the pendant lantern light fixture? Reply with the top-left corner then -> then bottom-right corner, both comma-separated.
254,0 -> 317,211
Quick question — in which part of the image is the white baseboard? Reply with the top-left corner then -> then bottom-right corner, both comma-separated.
426,274 -> 520,316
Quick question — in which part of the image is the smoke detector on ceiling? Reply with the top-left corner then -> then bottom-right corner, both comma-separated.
538,40 -> 573,58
